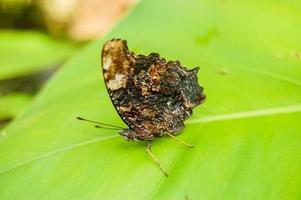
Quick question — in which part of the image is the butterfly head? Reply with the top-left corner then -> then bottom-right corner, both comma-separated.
120,129 -> 139,141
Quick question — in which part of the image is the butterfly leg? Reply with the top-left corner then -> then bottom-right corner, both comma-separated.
165,132 -> 194,148
146,143 -> 169,177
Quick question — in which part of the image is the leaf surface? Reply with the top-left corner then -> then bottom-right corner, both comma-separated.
0,0 -> 301,199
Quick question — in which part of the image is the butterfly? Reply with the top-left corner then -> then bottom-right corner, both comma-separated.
78,39 -> 205,176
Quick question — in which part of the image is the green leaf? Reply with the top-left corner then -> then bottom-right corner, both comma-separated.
0,0 -> 301,199
0,30 -> 78,80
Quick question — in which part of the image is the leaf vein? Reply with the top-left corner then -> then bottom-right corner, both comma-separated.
0,135 -> 118,175
187,104 -> 301,124
1,104 -> 300,176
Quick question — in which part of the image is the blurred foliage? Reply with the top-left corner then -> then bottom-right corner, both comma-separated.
0,93 -> 31,119
0,0 -> 136,41
0,30 -> 78,80
0,30 -> 80,129
0,0 -> 46,30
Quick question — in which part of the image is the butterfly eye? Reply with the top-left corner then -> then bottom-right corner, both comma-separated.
120,130 -> 137,141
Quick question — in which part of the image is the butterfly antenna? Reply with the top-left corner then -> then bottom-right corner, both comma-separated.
77,117 -> 124,130
94,125 -> 122,131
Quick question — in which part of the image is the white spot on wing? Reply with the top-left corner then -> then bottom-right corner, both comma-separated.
107,74 -> 127,90
103,56 -> 112,71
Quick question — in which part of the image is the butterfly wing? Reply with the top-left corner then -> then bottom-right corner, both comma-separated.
101,39 -> 137,129
101,39 -> 205,141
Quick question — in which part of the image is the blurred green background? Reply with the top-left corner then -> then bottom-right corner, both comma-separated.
0,0 -> 134,129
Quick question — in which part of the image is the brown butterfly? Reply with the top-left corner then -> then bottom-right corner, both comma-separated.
78,39 -> 205,176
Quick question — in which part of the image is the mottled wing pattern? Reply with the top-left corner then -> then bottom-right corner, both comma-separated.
101,39 -> 205,141
101,39 -> 136,128
102,39 -> 135,91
